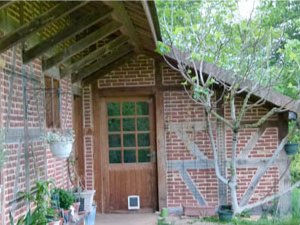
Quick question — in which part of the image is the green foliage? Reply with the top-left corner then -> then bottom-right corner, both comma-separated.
53,188 -> 75,210
156,0 -> 300,99
10,180 -> 57,225
155,41 -> 170,55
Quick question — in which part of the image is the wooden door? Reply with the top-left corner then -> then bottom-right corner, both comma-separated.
101,97 -> 157,212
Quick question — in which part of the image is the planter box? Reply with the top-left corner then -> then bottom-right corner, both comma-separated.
183,206 -> 216,217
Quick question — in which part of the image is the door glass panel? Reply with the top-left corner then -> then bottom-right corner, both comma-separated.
122,102 -> 135,115
109,134 -> 121,147
124,150 -> 136,163
123,118 -> 135,131
107,99 -> 153,164
123,134 -> 135,147
138,133 -> 150,146
138,149 -> 151,162
109,150 -> 122,163
136,102 -> 149,115
108,118 -> 120,132
107,102 -> 120,116
137,118 -> 149,131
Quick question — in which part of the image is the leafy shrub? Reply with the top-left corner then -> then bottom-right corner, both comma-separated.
53,188 -> 75,210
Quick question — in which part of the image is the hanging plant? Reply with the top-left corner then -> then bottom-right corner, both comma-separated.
44,129 -> 75,159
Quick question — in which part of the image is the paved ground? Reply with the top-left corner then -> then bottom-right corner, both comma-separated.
95,213 -> 220,225
95,213 -> 157,225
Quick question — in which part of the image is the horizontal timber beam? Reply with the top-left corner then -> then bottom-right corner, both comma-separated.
43,20 -> 121,72
0,1 -> 87,54
72,44 -> 134,83
61,35 -> 129,78
82,52 -> 135,85
23,6 -> 112,64
103,1 -> 141,51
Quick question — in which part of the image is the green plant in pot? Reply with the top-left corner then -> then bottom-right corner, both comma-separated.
10,180 -> 59,225
53,188 -> 75,210
285,121 -> 300,156
44,129 -> 75,159
217,205 -> 233,222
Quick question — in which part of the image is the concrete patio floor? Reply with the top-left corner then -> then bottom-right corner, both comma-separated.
95,213 -> 222,225
95,213 -> 157,225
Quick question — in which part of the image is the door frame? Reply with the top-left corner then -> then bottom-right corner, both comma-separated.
92,83 -> 167,213
102,96 -> 157,212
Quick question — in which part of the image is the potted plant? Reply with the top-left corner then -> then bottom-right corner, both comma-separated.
44,129 -> 74,159
52,188 -> 75,222
284,122 -> 300,156
9,180 -> 60,225
217,205 -> 233,222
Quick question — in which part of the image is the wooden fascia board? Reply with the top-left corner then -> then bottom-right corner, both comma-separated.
22,6 -> 113,64
82,52 -> 135,86
0,1 -> 87,54
61,35 -> 129,78
43,20 -> 122,71
103,1 -> 142,52
72,44 -> 134,83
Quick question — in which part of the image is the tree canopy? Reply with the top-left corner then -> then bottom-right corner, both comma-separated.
156,0 -> 300,99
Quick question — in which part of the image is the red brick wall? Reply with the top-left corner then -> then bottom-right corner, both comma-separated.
98,55 -> 155,88
0,46 -> 72,225
83,54 -> 284,213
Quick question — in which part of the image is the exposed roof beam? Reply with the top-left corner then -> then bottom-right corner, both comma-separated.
72,44 -> 133,83
61,35 -> 129,78
103,1 -> 141,52
23,6 -> 112,64
82,52 -> 135,85
42,20 -> 121,71
0,1 -> 87,54
0,1 -> 13,10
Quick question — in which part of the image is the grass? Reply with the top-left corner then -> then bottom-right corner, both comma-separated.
197,189 -> 300,225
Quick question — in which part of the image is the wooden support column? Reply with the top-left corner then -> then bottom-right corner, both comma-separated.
155,60 -> 167,209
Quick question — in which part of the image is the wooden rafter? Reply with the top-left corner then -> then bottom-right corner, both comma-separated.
72,44 -> 134,83
103,1 -> 141,52
61,35 -> 129,78
0,1 -> 87,54
0,1 -> 13,10
42,20 -> 122,71
22,6 -> 112,64
82,52 -> 135,85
